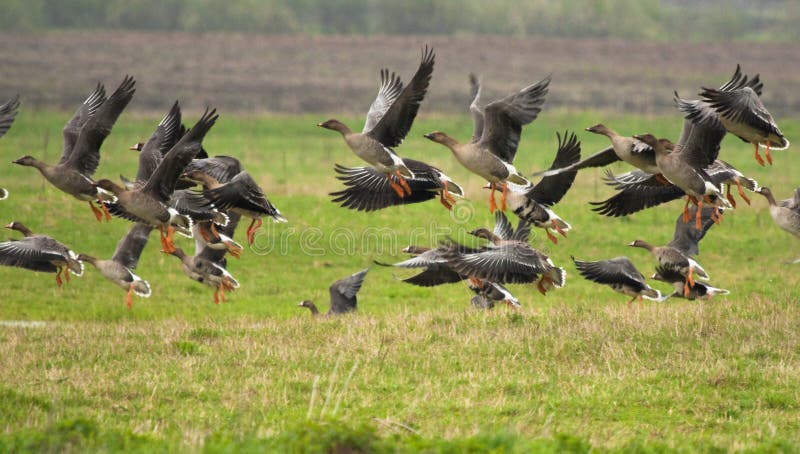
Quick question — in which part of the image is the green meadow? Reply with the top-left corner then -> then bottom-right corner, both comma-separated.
0,109 -> 799,452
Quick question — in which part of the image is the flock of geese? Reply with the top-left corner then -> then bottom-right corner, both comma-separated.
0,46 -> 798,312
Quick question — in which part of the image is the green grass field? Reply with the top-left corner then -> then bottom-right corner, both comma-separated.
0,109 -> 799,452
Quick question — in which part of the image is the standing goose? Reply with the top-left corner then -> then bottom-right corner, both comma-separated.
318,46 -> 435,198
168,247 -> 239,304
298,269 -> 369,316
652,266 -> 729,301
628,239 -> 709,297
330,157 -> 463,211
505,130 -> 581,244
97,108 -> 219,252
0,221 -> 83,286
573,256 -> 665,307
635,133 -> 729,229
757,187 -> 800,262
12,77 -> 135,222
425,75 -> 550,212
77,223 -> 152,309
442,212 -> 565,294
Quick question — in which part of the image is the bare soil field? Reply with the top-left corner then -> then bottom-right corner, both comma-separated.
1,31 -> 799,115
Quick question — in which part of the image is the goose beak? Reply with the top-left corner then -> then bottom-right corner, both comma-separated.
297,301 -> 304,307
316,123 -> 324,127
4,222 -> 13,229
423,133 -> 433,140
627,241 -> 636,246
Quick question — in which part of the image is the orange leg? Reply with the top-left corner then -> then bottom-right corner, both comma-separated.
165,226 -> 176,252
536,276 -> 552,295
158,226 -> 169,252
638,295 -> 644,309
765,143 -> 773,165
545,229 -> 558,245
735,180 -> 750,205
126,283 -> 134,309
554,223 -> 567,238
500,182 -> 508,212
488,183 -> 497,213
64,268 -> 71,283
386,174 -> 406,198
754,143 -> 765,166
725,186 -> 737,209
246,218 -> 263,245
98,200 -> 112,222
684,268 -> 695,297
695,198 -> 704,230
682,197 -> 692,224
213,287 -> 220,304
627,295 -> 636,308
199,223 -> 212,242
219,285 -> 227,303
396,170 -> 412,195
55,267 -> 63,287
88,201 -> 103,222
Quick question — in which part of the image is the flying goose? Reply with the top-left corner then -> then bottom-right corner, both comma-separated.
77,223 -> 153,309
573,256 -> 665,307
505,130 -> 581,244
298,269 -> 369,316
97,108 -> 219,252
424,75 -> 550,212
330,158 -> 463,211
0,221 -> 83,286
318,46 -> 435,198
442,212 -> 565,294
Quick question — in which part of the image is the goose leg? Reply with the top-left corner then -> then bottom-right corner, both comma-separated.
683,267 -> 695,298
500,182 -> 509,212
765,143 -> 773,165
226,241 -> 243,259
64,267 -> 71,283
219,285 -> 227,303
627,295 -> 636,309
488,183 -> 498,213
213,287 -> 220,304
536,276 -> 552,295
246,219 -> 263,245
126,283 -> 134,309
639,295 -> 644,309
754,143 -> 765,166
165,226 -> 176,253
386,174 -> 406,198
735,180 -> 751,205
554,222 -> 568,238
725,185 -> 737,208
55,267 -> 63,287
545,228 -> 559,245
396,170 -> 412,195
98,200 -> 112,222
695,198 -> 704,230
210,222 -> 220,240
88,201 -> 104,222
682,197 -> 692,223
158,226 -> 169,252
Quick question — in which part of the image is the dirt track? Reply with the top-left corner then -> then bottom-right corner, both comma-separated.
1,31 -> 798,115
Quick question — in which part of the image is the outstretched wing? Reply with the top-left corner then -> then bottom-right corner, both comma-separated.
528,131 -> 581,206
478,76 -> 550,163
365,46 -> 435,148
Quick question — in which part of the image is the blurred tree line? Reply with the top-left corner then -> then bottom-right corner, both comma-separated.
2,0 -> 798,41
